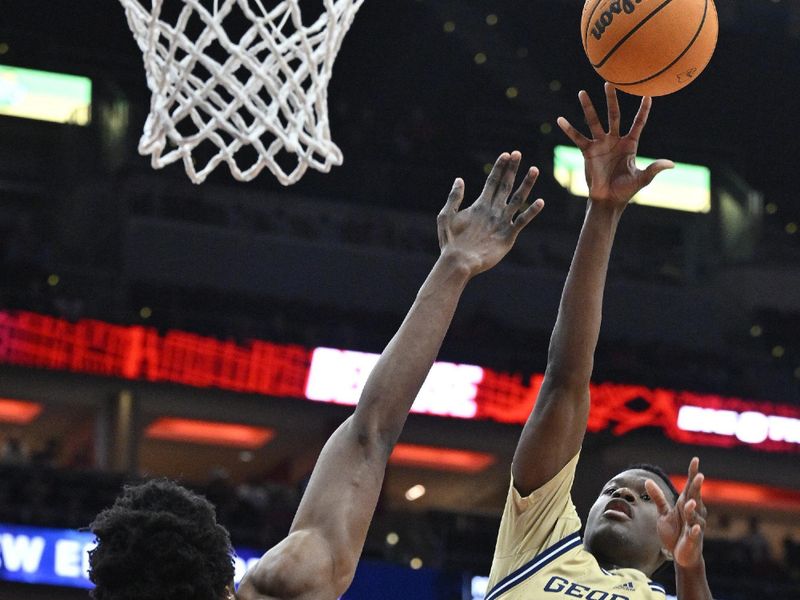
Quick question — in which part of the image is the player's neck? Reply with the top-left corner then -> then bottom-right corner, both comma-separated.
592,549 -> 654,578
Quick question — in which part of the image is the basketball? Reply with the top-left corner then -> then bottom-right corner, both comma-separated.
581,0 -> 718,96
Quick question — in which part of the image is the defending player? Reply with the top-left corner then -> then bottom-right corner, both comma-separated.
88,152 -> 545,600
485,84 -> 712,600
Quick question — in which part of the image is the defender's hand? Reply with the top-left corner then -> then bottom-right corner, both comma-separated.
438,151 -> 544,277
646,457 -> 707,569
557,83 -> 674,208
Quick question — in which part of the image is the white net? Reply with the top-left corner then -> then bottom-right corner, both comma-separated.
119,0 -> 364,185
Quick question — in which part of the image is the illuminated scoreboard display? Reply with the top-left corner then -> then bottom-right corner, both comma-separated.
306,347 -> 484,419
0,65 -> 91,125
553,145 -> 711,213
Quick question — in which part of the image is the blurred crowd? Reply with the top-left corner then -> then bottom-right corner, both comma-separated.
0,437 -> 300,550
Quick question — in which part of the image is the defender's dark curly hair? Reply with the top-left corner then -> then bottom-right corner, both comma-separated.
88,479 -> 235,600
628,463 -> 680,503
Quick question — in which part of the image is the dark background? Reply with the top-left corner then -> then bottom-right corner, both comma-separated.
0,1 -> 799,598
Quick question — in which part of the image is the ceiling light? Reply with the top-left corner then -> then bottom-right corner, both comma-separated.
405,484 -> 426,501
0,398 -> 43,424
146,418 -> 274,448
390,444 -> 495,473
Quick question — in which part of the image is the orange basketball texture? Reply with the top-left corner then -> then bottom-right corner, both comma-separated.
581,0 -> 718,96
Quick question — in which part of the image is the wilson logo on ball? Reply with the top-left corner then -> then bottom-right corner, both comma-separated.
590,0 -> 645,41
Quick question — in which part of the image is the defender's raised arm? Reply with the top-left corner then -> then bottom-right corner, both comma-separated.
239,152 -> 544,600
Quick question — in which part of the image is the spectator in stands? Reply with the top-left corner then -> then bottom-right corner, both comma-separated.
64,439 -> 93,470
87,151 -> 545,600
783,534 -> 800,579
205,467 -> 236,524
0,436 -> 29,465
741,516 -> 774,576
32,437 -> 61,467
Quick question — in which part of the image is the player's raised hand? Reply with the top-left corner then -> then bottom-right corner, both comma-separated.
557,82 -> 674,207
645,457 -> 708,568
437,151 -> 544,276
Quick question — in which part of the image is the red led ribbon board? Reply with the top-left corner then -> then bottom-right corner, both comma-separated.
0,311 -> 310,397
0,311 -> 798,453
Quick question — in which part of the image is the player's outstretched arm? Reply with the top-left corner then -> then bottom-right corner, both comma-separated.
646,457 -> 713,600
511,84 -> 674,495
238,152 -> 544,600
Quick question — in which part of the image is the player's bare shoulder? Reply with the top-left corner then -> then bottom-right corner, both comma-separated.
236,529 -> 338,600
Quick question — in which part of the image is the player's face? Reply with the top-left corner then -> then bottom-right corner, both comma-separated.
583,469 -> 673,574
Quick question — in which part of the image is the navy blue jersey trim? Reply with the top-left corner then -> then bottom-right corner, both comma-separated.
649,582 -> 667,594
485,532 -> 582,600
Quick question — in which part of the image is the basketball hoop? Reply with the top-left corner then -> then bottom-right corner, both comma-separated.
119,0 -> 364,185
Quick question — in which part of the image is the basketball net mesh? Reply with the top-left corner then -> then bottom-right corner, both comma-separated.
119,0 -> 364,184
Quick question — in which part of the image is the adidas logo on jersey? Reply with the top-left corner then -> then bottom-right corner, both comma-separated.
613,582 -> 636,591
